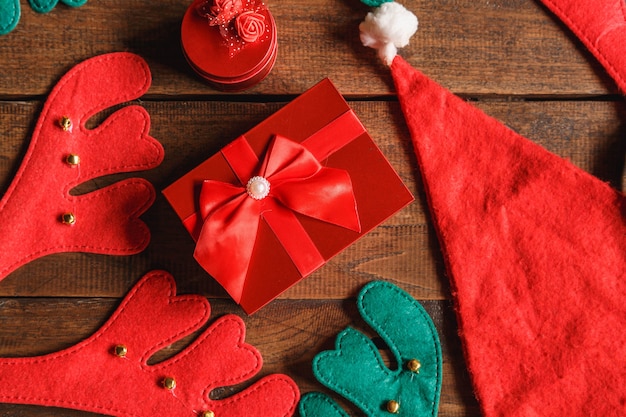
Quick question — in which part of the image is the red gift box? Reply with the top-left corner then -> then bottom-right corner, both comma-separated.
163,79 -> 413,314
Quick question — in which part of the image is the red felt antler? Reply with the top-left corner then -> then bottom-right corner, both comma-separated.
0,52 -> 164,280
0,270 -> 300,417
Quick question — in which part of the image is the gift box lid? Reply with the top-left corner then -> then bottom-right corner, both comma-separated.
163,78 -> 414,314
181,0 -> 277,91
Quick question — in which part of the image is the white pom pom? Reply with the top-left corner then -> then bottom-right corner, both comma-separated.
359,2 -> 418,66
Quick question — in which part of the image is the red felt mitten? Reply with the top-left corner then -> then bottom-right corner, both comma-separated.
0,270 -> 300,417
0,52 -> 164,280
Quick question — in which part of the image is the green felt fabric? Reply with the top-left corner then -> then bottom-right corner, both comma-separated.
300,281 -> 442,417
299,392 -> 350,417
360,0 -> 393,7
0,0 -> 20,35
0,0 -> 86,35
29,0 -> 86,13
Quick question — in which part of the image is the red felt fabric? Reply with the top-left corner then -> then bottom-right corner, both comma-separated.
391,55 -> 626,416
0,270 -> 300,417
0,52 -> 164,280
162,79 -> 414,314
195,134 -> 360,303
538,0 -> 626,93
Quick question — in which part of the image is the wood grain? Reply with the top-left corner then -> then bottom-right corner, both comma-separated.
0,297 -> 480,416
0,0 -> 624,415
0,0 -> 617,98
0,99 -> 623,300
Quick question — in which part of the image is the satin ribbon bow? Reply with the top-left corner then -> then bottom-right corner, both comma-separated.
194,134 -> 361,303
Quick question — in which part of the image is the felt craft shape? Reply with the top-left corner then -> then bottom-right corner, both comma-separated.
391,55 -> 626,416
0,270 -> 300,417
360,2 -> 626,414
299,281 -> 442,417
0,0 -> 86,35
538,0 -> 626,93
360,0 -> 392,7
0,52 -> 164,281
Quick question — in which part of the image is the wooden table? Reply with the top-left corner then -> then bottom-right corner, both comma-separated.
0,1 -> 624,416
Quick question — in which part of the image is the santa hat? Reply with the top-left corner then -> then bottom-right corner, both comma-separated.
360,2 -> 626,416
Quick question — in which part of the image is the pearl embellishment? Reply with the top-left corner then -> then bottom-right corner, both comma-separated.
246,176 -> 270,200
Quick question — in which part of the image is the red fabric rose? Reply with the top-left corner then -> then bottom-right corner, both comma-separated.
196,0 -> 243,26
235,11 -> 266,43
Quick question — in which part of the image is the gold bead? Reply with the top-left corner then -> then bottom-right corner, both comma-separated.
162,377 -> 176,390
201,411 -> 215,417
114,344 -> 127,358
59,116 -> 72,131
386,400 -> 400,414
407,358 -> 421,373
65,153 -> 80,166
61,212 -> 76,225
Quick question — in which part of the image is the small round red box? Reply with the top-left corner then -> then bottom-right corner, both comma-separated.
181,0 -> 277,91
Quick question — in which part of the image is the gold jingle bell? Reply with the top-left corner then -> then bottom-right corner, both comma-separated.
202,411 -> 215,417
66,153 -> 80,166
407,358 -> 421,373
386,400 -> 400,414
114,344 -> 128,358
59,116 -> 72,131
162,377 -> 176,390
61,212 -> 76,225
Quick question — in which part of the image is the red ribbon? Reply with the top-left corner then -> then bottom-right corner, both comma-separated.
193,112 -> 364,304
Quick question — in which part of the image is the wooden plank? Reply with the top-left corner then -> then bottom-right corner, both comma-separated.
0,0 -> 615,97
0,1 -> 619,417
0,99 -> 623,300
0,297 -> 481,416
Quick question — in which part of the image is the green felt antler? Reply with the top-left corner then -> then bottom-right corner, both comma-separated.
360,0 -> 393,7
299,281 -> 442,417
29,0 -> 86,13
0,0 -> 86,35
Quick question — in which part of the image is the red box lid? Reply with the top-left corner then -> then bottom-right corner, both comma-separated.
181,0 -> 277,91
